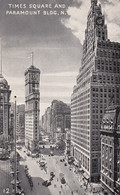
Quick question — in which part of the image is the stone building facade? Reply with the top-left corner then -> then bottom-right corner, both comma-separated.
42,100 -> 71,141
100,106 -> 120,195
16,104 -> 25,141
25,65 -> 40,151
71,0 -> 120,182
0,73 -> 11,136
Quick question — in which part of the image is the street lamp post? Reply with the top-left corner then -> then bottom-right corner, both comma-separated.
3,95 -> 5,135
14,96 -> 17,195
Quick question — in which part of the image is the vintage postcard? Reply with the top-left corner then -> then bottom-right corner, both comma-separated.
0,0 -> 120,195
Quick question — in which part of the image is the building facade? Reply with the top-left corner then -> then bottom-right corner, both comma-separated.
65,130 -> 71,157
46,107 -> 51,135
0,73 -> 11,136
41,100 -> 71,142
16,104 -> 25,141
100,106 -> 120,195
71,0 -> 120,182
51,100 -> 70,135
25,65 -> 40,151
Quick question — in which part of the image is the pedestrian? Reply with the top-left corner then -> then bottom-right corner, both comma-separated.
38,182 -> 39,185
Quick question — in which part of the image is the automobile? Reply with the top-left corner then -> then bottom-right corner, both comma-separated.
50,172 -> 55,179
46,181 -> 51,187
31,153 -> 37,158
49,177 -> 53,181
61,177 -> 66,184
42,180 -> 51,187
26,152 -> 30,156
60,159 -> 65,162
69,167 -> 72,171
36,153 -> 39,158
25,165 -> 28,169
42,180 -> 48,186
39,161 -> 46,167
50,172 -> 55,176
17,146 -> 22,150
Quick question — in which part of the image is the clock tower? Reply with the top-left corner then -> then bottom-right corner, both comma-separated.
25,64 -> 40,151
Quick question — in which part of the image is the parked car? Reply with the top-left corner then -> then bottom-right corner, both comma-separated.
42,180 -> 48,186
50,177 -> 53,181
50,172 -> 55,179
42,180 -> 51,187
39,161 -> 46,167
50,172 -> 55,176
26,152 -> 30,156
60,158 -> 65,162
61,177 -> 66,184
46,181 -> 51,186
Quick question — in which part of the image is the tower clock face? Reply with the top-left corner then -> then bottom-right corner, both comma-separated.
96,17 -> 103,25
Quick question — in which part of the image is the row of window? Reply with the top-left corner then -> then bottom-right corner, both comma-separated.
97,49 -> 120,58
102,175 -> 113,189
97,40 -> 120,50
92,74 -> 120,84
74,148 -> 89,171
96,65 -> 120,73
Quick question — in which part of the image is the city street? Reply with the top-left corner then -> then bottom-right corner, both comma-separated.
17,147 -> 87,195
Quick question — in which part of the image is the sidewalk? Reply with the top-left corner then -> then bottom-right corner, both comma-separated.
71,165 -> 104,195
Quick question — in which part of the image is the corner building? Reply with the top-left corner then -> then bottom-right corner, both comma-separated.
71,0 -> 120,182
25,65 -> 40,151
0,73 -> 11,136
100,106 -> 120,195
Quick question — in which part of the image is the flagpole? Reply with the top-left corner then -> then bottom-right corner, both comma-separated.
0,38 -> 2,74
32,51 -> 34,65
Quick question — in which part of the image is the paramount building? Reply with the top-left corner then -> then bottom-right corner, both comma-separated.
71,0 -> 120,182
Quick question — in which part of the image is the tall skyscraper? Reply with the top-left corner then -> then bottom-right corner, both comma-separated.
0,73 -> 11,136
71,0 -> 120,182
25,64 -> 40,151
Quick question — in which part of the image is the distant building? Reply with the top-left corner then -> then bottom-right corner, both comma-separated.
71,0 -> 120,182
42,100 -> 71,141
0,73 -> 11,136
42,110 -> 47,134
65,130 -> 71,157
46,107 -> 51,134
100,106 -> 120,195
25,65 -> 40,151
51,100 -> 71,138
16,104 -> 25,141
41,107 -> 51,135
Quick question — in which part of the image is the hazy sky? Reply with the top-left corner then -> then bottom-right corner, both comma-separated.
0,0 -> 120,116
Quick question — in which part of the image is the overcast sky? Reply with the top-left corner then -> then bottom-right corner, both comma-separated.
0,0 -> 120,117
